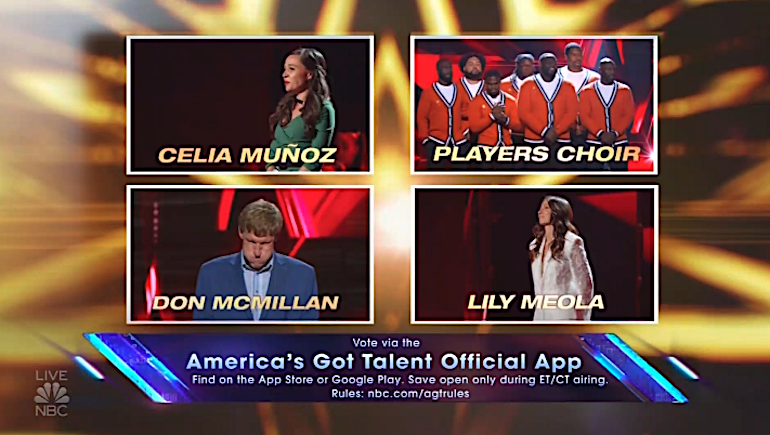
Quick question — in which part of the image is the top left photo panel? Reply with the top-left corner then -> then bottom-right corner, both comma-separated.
126,35 -> 374,175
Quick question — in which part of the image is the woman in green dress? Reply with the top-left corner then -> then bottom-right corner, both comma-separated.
266,47 -> 336,172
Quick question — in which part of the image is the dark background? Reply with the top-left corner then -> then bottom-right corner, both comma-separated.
416,188 -> 655,321
130,188 -> 371,321
129,38 -> 371,171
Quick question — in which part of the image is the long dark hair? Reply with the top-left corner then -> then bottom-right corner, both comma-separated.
529,196 -> 579,262
269,47 -> 330,140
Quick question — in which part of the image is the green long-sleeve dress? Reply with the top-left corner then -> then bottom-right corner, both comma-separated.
268,99 -> 336,171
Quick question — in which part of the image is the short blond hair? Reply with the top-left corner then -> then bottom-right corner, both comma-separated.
238,199 -> 283,237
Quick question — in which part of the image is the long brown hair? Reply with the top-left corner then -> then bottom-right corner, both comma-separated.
529,196 -> 579,262
269,47 -> 330,140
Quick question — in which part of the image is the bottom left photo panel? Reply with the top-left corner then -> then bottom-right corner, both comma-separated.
127,185 -> 373,324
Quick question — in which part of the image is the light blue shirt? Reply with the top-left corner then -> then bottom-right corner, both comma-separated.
241,252 -> 274,321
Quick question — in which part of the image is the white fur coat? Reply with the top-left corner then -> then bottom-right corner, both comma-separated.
529,231 -> 595,321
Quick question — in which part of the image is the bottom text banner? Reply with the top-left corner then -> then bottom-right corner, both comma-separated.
83,333 -> 687,403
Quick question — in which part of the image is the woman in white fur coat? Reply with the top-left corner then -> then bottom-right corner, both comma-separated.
529,196 -> 595,321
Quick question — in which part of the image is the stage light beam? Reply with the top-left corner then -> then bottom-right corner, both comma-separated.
0,229 -> 126,314
659,67 -> 768,118
660,235 -> 770,309
375,34 -> 411,135
416,0 -> 460,34
517,174 -> 576,185
316,0 -> 358,34
499,0 -> 613,33
51,0 -> 155,34
156,0 -> 278,33
10,72 -> 125,125
375,192 -> 413,253
193,174 -> 263,185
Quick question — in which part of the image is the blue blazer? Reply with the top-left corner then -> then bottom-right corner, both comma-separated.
193,252 -> 319,321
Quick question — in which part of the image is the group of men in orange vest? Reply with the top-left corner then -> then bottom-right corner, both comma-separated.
416,43 -> 636,171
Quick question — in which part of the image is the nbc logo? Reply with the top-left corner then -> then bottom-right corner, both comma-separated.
34,382 -> 69,417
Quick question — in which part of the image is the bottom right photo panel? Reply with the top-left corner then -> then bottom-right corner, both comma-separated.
413,185 -> 658,324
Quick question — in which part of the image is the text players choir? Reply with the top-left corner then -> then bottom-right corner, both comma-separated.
416,43 -> 636,171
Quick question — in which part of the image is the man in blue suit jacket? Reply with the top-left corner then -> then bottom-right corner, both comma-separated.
193,199 -> 319,321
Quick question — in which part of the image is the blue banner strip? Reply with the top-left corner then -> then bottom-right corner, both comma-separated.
84,333 -> 192,403
84,333 -> 684,403
580,334 -> 688,403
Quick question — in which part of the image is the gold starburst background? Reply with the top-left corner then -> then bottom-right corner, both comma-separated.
0,0 -> 769,433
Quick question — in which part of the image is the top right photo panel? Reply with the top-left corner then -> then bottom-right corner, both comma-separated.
411,36 -> 658,175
